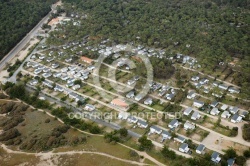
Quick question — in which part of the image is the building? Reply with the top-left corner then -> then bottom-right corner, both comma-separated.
240,111 -> 249,118
53,72 -> 62,78
61,75 -> 69,81
34,69 -> 42,75
72,84 -> 81,90
127,116 -> 138,123
135,94 -> 144,101
227,158 -> 235,166
228,87 -> 240,94
183,107 -> 193,116
137,119 -> 148,128
166,93 -> 175,101
174,136 -> 185,143
118,112 -> 130,120
161,130 -> 171,140
29,79 -> 38,86
193,100 -> 204,108
230,106 -> 239,114
144,97 -> 153,105
61,67 -> 68,73
168,119 -> 179,129
211,152 -> 221,164
111,98 -> 129,109
84,104 -> 95,111
199,78 -> 209,85
126,91 -> 135,98
87,65 -> 95,71
187,91 -> 196,99
127,79 -> 136,85
184,121 -> 195,130
191,76 -> 199,81
179,143 -> 189,153
191,111 -> 201,120
42,80 -> 53,88
42,72 -> 52,78
51,63 -> 59,69
68,66 -> 77,71
221,111 -> 231,119
54,85 -> 64,92
218,84 -> 229,91
196,144 -> 205,154
210,108 -> 220,116
213,81 -> 220,87
231,114 -> 242,123
220,104 -> 228,111
81,56 -> 93,64
210,101 -> 219,107
149,126 -> 162,135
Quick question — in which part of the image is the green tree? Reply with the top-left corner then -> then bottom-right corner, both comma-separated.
161,145 -> 176,160
138,136 -> 153,151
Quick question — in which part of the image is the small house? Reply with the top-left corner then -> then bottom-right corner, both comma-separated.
183,107 -> 193,116
54,85 -> 64,92
187,91 -> 196,99
179,143 -> 189,153
199,78 -> 209,85
196,144 -> 205,154
211,152 -> 221,164
220,104 -> 228,111
118,112 -> 130,120
84,104 -> 95,111
184,121 -> 195,130
228,87 -> 240,94
127,116 -> 138,124
166,93 -> 175,101
137,119 -> 148,128
231,114 -> 242,123
191,111 -> 201,120
191,76 -> 199,81
72,84 -> 80,91
144,97 -> 153,105
168,119 -> 179,129
126,91 -> 135,98
174,136 -> 186,143
221,111 -> 231,119
149,126 -> 162,134
227,158 -> 235,166
135,94 -> 144,101
161,130 -> 171,140
230,106 -> 239,114
210,101 -> 219,108
193,100 -> 204,108
218,84 -> 229,91
210,108 -> 220,116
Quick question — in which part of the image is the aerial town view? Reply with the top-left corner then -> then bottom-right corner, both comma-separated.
0,0 -> 249,166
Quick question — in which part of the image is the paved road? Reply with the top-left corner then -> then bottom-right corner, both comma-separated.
0,4 -> 57,71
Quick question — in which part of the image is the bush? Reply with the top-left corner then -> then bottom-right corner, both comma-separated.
138,136 -> 153,151
243,149 -> 250,158
89,125 -> 101,134
243,124 -> 250,141
161,146 -> 176,160
45,118 -> 50,123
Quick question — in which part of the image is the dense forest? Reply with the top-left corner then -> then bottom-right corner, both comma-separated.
0,0 -> 57,60
48,0 -> 249,98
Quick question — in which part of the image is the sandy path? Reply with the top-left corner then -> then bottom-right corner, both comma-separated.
0,144 -> 147,166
